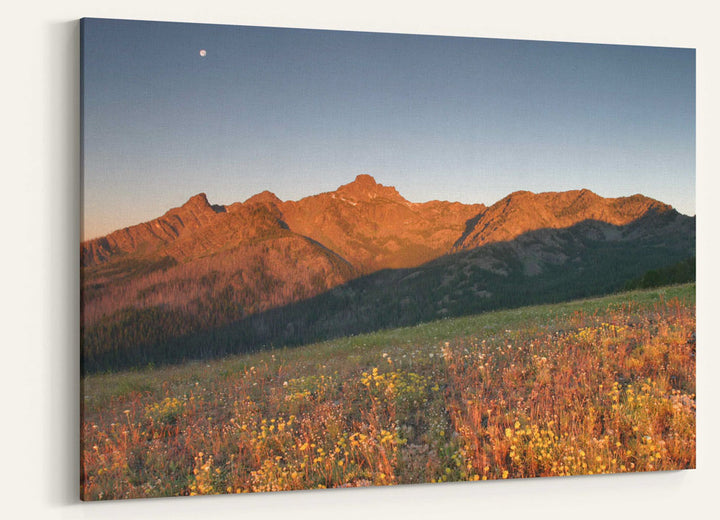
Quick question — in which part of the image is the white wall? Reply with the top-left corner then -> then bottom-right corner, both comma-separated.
2,1 -> 718,518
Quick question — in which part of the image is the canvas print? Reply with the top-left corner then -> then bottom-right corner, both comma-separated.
80,18 -> 696,500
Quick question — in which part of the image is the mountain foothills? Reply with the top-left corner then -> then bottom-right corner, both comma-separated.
81,175 -> 695,372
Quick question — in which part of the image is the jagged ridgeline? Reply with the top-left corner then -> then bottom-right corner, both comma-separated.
81,176 -> 695,372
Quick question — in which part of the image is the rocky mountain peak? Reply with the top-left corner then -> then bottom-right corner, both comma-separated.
352,173 -> 379,186
245,190 -> 283,207
183,192 -> 212,209
337,174 -> 403,201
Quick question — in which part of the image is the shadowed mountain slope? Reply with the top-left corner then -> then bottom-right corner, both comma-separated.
453,189 -> 672,251
81,176 -> 695,372
223,210 -> 695,350
83,209 -> 695,372
81,175 -> 486,331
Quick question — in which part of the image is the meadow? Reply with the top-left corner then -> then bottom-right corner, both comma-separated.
81,284 -> 695,499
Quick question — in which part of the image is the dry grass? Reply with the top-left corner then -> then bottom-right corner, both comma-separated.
81,284 -> 695,499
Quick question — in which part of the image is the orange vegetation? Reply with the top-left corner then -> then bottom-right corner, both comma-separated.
81,289 -> 695,499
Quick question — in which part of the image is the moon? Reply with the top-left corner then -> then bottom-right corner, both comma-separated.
199,49 -> 207,57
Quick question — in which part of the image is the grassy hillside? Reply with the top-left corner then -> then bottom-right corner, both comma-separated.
81,284 -> 695,499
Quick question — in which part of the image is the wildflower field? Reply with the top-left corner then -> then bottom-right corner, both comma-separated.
81,284 -> 695,499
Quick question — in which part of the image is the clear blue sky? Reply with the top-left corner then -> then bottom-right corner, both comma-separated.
81,18 -> 695,240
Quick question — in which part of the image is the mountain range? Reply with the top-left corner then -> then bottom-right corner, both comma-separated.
81,175 -> 695,372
